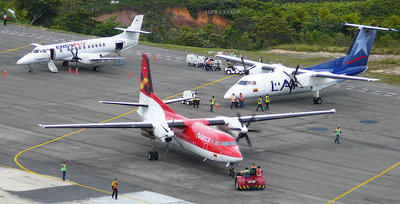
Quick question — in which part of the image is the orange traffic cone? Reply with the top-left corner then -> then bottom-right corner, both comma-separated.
4,70 -> 7,77
154,55 -> 157,61
128,72 -> 131,78
69,67 -> 71,74
75,68 -> 78,75
216,102 -> 219,109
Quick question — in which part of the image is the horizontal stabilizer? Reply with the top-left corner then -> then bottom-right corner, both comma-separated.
343,23 -> 399,32
99,101 -> 149,107
163,97 -> 194,104
312,72 -> 379,81
114,28 -> 151,34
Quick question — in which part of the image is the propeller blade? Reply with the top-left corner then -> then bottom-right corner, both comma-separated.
165,141 -> 170,154
244,134 -> 252,147
229,127 -> 242,131
241,57 -> 249,75
245,114 -> 256,128
236,112 -> 244,127
248,129 -> 261,133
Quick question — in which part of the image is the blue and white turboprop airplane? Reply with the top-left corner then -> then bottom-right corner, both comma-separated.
17,15 -> 148,74
217,23 -> 398,104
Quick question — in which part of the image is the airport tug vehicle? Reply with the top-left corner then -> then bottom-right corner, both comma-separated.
232,164 -> 265,190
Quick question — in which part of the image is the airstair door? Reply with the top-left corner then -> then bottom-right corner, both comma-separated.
115,41 -> 123,51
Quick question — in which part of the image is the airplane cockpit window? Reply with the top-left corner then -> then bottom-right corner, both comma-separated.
248,81 -> 257,85
221,141 -> 230,146
32,49 -> 39,53
238,80 -> 248,85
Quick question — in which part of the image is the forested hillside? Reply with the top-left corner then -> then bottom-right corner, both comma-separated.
1,0 -> 399,53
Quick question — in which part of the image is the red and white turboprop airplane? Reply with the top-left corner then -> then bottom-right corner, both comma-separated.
40,54 -> 335,167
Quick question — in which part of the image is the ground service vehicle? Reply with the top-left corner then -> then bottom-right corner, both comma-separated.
234,167 -> 265,190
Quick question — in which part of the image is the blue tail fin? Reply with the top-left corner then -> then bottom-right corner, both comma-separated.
305,24 -> 398,76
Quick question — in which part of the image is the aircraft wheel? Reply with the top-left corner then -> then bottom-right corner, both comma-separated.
147,152 -> 154,160
226,70 -> 231,75
154,151 -> 159,160
62,61 -> 68,66
313,97 -> 322,104
28,70 -> 33,75
93,66 -> 99,72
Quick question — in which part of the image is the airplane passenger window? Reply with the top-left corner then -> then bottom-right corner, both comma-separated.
83,46 -> 86,49
78,47 -> 81,50
238,81 -> 248,85
95,44 -> 98,47
231,141 -> 237,146
221,141 -> 230,146
92,45 -> 94,48
59,49 -> 62,52
103,43 -> 105,46
99,44 -> 102,47
214,141 -> 219,146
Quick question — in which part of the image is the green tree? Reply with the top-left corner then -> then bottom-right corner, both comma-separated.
253,15 -> 295,49
13,0 -> 62,25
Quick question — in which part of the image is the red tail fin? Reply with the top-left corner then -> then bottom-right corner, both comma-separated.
139,54 -> 176,114
140,54 -> 153,96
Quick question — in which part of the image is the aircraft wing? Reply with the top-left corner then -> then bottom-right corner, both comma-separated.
311,72 -> 379,81
229,109 -> 336,123
215,54 -> 258,66
89,56 -> 124,61
40,122 -> 154,129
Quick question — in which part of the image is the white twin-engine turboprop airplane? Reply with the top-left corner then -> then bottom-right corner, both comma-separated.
17,15 -> 148,74
217,23 -> 398,104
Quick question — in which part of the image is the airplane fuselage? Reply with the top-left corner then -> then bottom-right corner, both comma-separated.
17,33 -> 136,65
224,71 -> 338,99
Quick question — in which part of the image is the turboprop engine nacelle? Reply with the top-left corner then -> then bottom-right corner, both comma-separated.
214,116 -> 248,138
153,123 -> 174,143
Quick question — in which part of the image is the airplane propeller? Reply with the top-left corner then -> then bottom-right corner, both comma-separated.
284,65 -> 302,94
234,113 -> 261,147
70,49 -> 82,68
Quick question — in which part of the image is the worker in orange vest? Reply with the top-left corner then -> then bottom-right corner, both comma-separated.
230,93 -> 237,109
239,93 -> 244,108
111,178 -> 118,200
256,165 -> 263,176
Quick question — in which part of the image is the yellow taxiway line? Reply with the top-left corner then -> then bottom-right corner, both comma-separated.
13,74 -> 237,203
0,41 -> 47,55
327,161 -> 400,203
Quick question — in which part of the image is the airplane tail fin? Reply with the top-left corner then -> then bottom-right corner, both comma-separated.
115,15 -> 149,43
138,54 -> 176,119
305,24 -> 398,76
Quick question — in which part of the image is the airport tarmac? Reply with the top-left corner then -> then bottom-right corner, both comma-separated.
0,24 -> 399,204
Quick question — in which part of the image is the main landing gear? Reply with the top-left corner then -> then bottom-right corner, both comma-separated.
147,139 -> 159,161
62,61 -> 68,66
93,66 -> 100,72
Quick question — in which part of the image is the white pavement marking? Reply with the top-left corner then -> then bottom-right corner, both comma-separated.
91,191 -> 193,204
345,88 -> 354,90
384,94 -> 393,97
0,167 -> 72,192
371,92 -> 380,95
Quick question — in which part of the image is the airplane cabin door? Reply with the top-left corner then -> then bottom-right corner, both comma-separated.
50,48 -> 55,60
115,41 -> 123,51
203,143 -> 208,150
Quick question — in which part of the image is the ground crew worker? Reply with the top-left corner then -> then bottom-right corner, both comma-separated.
61,160 -> 67,181
335,126 -> 343,144
111,178 -> 118,199
250,163 -> 257,175
193,93 -> 199,108
265,94 -> 270,110
206,57 -> 211,71
230,93 -> 237,109
256,96 -> 264,111
239,93 -> 244,108
210,96 -> 215,112
259,57 -> 263,63
3,13 -> 7,26
256,165 -> 263,176
244,167 -> 250,178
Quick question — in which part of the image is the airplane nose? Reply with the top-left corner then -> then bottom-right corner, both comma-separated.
224,86 -> 239,99
17,54 -> 34,65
